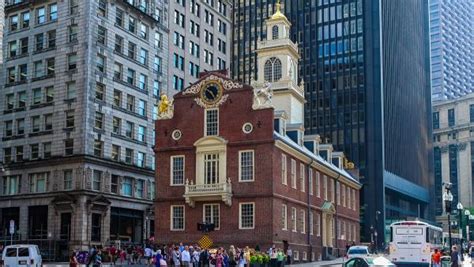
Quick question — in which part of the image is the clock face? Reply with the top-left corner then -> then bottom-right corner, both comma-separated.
200,81 -> 223,105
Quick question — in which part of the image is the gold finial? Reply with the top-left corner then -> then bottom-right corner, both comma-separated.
271,0 -> 287,20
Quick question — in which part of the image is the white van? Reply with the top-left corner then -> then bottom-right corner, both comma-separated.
2,244 -> 42,267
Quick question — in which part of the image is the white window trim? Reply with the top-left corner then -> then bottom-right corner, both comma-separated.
301,209 -> 305,234
291,207 -> 297,232
336,181 -> 340,205
282,204 -> 287,230
238,150 -> 255,182
300,163 -> 305,192
323,175 -> 328,200
294,251 -> 299,261
291,159 -> 296,189
170,155 -> 185,186
204,108 -> 219,136
342,184 -> 346,207
316,171 -> 320,198
316,213 -> 321,237
281,154 -> 287,185
170,205 -> 185,231
310,211 -> 314,235
353,188 -> 356,211
239,202 -> 255,230
203,203 -> 220,230
309,168 -> 313,195
302,251 -> 307,261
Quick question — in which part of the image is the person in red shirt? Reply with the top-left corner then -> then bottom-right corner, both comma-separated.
431,248 -> 441,267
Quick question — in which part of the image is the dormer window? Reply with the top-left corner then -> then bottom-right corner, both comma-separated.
205,109 -> 219,136
264,57 -> 282,82
272,25 -> 279,40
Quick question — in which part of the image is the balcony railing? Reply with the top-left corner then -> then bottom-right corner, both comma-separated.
183,179 -> 233,207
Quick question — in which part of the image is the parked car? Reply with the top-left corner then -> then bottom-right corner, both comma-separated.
344,256 -> 396,267
1,244 -> 42,267
347,245 -> 371,259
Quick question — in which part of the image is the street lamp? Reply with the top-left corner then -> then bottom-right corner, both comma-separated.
442,183 -> 453,249
375,211 -> 381,253
457,202 -> 464,256
464,210 -> 471,243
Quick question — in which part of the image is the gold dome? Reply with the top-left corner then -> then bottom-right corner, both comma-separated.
271,0 -> 287,20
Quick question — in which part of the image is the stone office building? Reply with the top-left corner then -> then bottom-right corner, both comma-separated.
155,8 -> 361,261
433,93 -> 474,224
0,0 -> 168,257
168,0 -> 231,91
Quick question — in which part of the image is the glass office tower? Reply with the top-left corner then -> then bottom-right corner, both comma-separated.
232,0 -> 433,245
430,0 -> 473,101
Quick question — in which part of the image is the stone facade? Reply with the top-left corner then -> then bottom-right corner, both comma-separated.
0,0 -> 167,255
433,93 -> 474,222
168,0 -> 231,91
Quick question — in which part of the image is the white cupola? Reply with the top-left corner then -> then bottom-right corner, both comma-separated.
253,0 -> 305,124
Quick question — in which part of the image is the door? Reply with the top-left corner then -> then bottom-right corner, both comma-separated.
204,153 -> 220,184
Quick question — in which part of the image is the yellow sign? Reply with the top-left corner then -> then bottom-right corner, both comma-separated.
198,234 -> 213,249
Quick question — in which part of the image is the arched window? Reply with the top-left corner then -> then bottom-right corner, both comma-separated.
272,25 -> 279,40
264,57 -> 282,82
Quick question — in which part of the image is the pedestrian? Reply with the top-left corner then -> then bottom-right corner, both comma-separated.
119,249 -> 126,264
69,251 -> 79,267
270,246 -> 277,267
200,249 -> 210,267
285,247 -> 292,265
0,244 -> 4,267
92,250 -> 102,267
192,246 -> 201,267
145,245 -> 154,266
431,248 -> 441,267
182,246 -> 191,267
215,249 -> 224,267
228,245 -> 237,267
470,245 -> 474,263
87,246 -> 97,267
109,245 -> 117,265
223,249 -> 230,267
451,245 -> 460,267
173,246 -> 181,267
277,249 -> 285,267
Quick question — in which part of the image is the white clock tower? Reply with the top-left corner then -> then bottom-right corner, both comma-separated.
252,0 -> 305,124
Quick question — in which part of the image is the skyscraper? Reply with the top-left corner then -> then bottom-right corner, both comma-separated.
430,0 -> 474,101
232,0 -> 433,245
0,0 -> 167,256
168,0 -> 231,91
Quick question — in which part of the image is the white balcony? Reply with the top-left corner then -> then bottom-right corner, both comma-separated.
183,179 -> 233,208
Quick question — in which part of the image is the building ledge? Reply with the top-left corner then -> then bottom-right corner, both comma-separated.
183,179 -> 233,208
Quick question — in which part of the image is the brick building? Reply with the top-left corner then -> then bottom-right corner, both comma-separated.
154,5 -> 361,261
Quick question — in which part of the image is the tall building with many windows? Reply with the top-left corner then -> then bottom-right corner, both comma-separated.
232,0 -> 433,246
433,93 -> 474,216
168,0 -> 231,91
432,93 -> 474,239
0,0 -> 167,257
430,0 -> 474,101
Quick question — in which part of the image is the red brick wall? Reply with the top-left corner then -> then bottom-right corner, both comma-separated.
154,74 -> 360,259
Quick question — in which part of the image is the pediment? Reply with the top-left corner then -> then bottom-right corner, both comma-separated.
194,136 -> 228,147
321,201 -> 336,214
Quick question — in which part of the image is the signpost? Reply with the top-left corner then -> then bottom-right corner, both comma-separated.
9,220 -> 15,245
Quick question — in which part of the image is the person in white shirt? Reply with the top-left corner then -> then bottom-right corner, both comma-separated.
181,246 -> 191,267
144,246 -> 153,266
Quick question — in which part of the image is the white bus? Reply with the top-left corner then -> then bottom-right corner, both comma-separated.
389,221 -> 443,266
